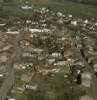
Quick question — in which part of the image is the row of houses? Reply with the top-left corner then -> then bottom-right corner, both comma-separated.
0,6 -> 97,100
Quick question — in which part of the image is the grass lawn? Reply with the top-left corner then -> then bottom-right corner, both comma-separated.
23,73 -> 72,100
0,79 -> 4,88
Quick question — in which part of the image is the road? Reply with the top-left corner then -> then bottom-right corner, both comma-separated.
71,33 -> 97,100
0,31 -> 23,100
0,55 -> 14,100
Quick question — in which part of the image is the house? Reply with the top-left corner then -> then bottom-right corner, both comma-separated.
0,54 -> 8,63
57,12 -> 63,17
0,74 -> 4,78
82,72 -> 91,88
22,52 -> 35,58
68,14 -> 73,18
25,84 -> 38,91
91,58 -> 97,67
0,23 -> 5,27
71,20 -> 77,26
46,58 -> 55,64
21,5 -> 33,10
79,95 -> 94,100
89,58 -> 97,76
32,48 -> 44,54
29,28 -> 51,34
29,29 -> 43,33
20,40 -> 30,48
0,44 -> 12,52
14,63 -> 22,70
95,23 -> 97,26
26,20 -> 32,24
63,50 -> 74,58
40,68 -> 60,75
64,36 -> 72,48
74,61 -> 84,67
11,83 -> 25,94
21,69 -> 34,82
85,50 -> 97,58
8,98 -> 15,100
54,61 -> 66,66
6,29 -> 19,35
84,19 -> 89,24
51,52 -> 61,58
40,7 -> 48,14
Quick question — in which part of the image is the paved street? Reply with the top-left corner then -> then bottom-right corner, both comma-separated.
71,33 -> 97,100
0,31 -> 23,100
0,55 -> 14,100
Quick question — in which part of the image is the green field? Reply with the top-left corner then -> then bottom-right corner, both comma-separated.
35,1 -> 97,19
0,5 -> 33,21
24,73 -> 72,100
0,1 -> 97,22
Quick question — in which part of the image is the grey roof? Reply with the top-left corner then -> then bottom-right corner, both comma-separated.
79,95 -> 94,100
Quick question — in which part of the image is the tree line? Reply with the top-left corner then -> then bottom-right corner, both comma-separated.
53,0 -> 97,6
71,0 -> 97,5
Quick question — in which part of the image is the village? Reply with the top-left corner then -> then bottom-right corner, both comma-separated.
0,3 -> 97,100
